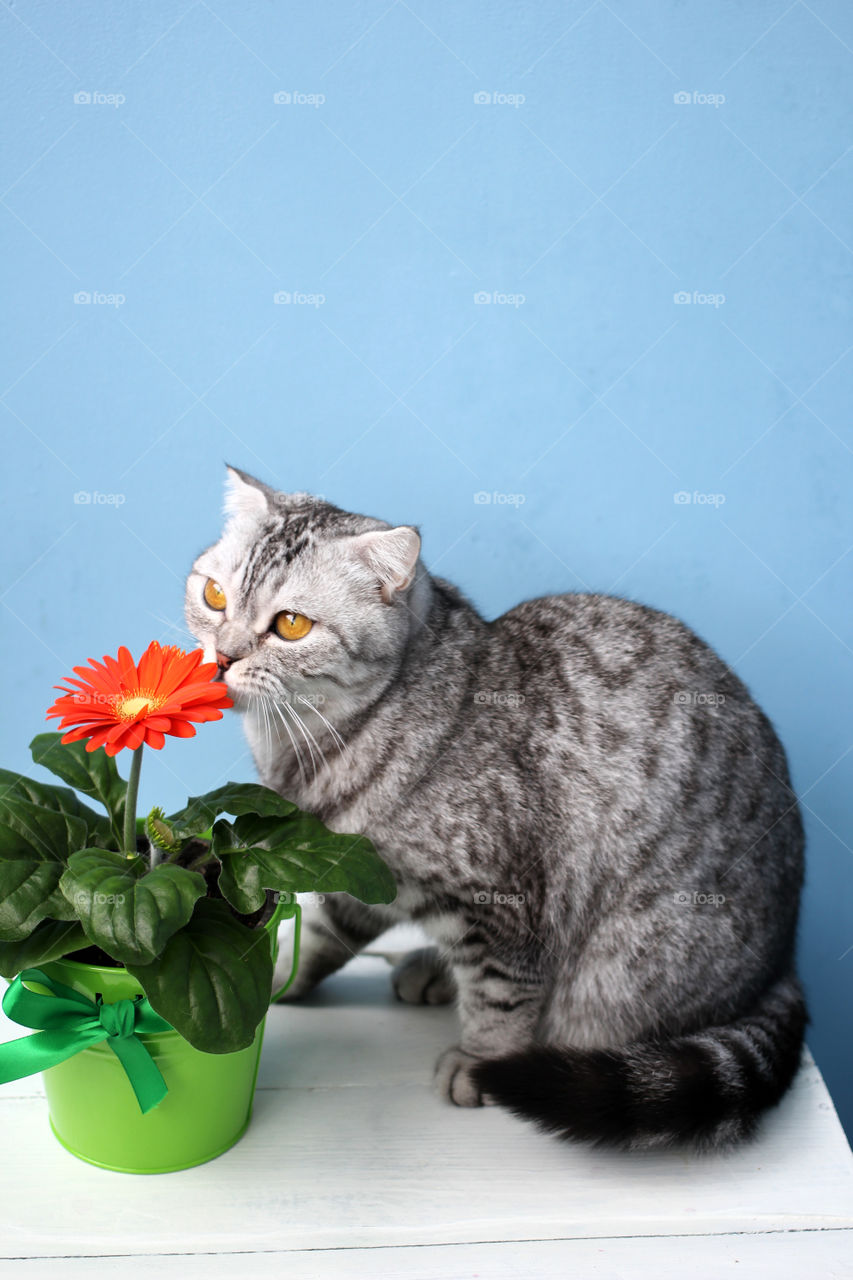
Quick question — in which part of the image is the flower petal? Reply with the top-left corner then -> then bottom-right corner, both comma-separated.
166,720 -> 196,739
137,641 -> 164,690
123,722 -> 146,750
61,725 -> 99,744
141,715 -> 171,732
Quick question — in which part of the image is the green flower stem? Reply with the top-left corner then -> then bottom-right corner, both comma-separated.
186,847 -> 214,872
123,744 -> 144,857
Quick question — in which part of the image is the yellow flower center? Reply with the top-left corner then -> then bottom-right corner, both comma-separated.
114,690 -> 164,720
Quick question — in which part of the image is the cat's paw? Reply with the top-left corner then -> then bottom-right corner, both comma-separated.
433,1046 -> 490,1107
392,947 -> 456,1006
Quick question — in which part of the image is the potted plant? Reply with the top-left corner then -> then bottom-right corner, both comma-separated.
0,640 -> 395,1173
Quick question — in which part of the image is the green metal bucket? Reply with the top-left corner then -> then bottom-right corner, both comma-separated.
36,904 -> 297,1174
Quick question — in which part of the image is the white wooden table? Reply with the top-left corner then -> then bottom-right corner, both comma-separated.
1,924 -> 852,1278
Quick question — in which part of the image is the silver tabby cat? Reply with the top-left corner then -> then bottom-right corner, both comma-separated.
185,466 -> 806,1151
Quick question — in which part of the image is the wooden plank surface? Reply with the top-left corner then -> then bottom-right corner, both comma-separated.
5,1231 -> 853,1279
1,925 -> 851,1264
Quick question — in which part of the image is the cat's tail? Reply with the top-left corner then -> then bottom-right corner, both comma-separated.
471,971 -> 807,1151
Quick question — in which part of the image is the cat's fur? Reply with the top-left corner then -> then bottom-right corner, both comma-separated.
184,466 -> 806,1151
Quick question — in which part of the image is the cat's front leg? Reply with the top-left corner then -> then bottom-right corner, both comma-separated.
433,954 -> 546,1107
273,895 -> 399,1001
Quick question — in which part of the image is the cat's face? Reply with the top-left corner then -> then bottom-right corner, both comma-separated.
184,468 -> 422,718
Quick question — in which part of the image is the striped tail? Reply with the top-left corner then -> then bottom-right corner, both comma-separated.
471,973 -> 807,1151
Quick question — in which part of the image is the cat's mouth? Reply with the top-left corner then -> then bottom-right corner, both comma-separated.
201,642 -> 239,693
201,642 -> 271,708
218,673 -> 251,710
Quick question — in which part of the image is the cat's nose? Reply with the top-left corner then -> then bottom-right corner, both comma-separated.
215,650 -> 234,671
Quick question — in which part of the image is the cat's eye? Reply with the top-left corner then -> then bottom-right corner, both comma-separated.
203,578 -> 227,611
273,611 -> 313,641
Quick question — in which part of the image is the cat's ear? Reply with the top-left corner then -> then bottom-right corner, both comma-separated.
351,527 -> 421,603
223,465 -> 272,523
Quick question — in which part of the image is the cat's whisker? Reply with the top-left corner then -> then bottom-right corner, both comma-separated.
147,612 -> 195,648
258,692 -> 276,759
263,690 -> 307,785
248,691 -> 272,758
297,695 -> 350,757
250,688 -> 306,787
287,696 -> 333,773
268,695 -> 310,783
279,697 -> 323,778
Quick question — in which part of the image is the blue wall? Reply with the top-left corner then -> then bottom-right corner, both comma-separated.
2,2 -> 851,1139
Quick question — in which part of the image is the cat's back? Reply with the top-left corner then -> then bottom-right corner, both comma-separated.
485,588 -> 801,882
490,590 -> 729,689
487,589 -> 777,755
494,589 -> 693,641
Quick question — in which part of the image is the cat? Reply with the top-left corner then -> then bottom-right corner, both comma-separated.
184,465 -> 806,1151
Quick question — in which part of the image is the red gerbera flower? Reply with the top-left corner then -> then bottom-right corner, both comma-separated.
46,641 -> 233,756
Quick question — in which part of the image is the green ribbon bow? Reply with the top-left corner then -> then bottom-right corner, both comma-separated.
0,968 -> 173,1114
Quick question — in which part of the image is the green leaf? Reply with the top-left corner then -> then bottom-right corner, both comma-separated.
166,782 -> 298,841
59,848 -> 207,965
126,898 -> 274,1054
0,918 -> 88,980
212,813 -> 397,915
0,767 -> 115,850
30,733 -> 126,848
0,800 -> 85,938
